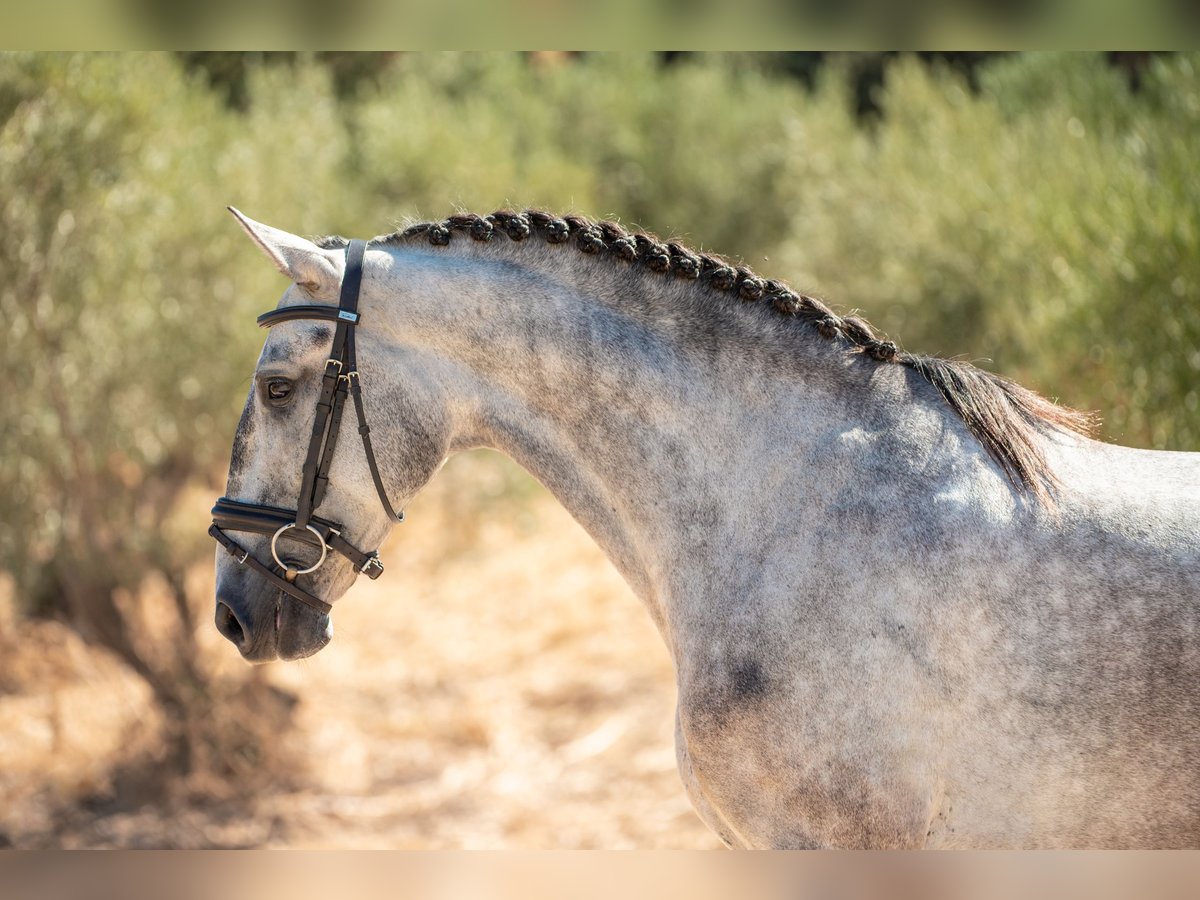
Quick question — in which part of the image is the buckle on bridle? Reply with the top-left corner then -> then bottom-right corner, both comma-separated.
362,555 -> 384,579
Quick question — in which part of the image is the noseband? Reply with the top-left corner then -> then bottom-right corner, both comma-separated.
209,239 -> 403,615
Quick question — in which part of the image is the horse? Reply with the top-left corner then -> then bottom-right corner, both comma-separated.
211,207 -> 1200,849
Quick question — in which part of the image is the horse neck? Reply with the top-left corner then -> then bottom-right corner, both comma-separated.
369,244 -> 875,633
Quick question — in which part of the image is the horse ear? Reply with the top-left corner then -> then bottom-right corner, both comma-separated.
227,207 -> 342,293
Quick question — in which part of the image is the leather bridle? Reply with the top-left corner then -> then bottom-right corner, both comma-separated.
209,239 -> 402,615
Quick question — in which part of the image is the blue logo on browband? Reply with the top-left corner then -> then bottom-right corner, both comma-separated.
338,310 -> 359,322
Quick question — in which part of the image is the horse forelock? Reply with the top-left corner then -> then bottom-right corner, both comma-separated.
319,209 -> 1097,505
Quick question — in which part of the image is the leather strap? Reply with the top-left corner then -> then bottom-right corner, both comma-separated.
210,496 -> 383,577
257,305 -> 359,328
211,496 -> 344,539
293,239 -> 366,529
312,376 -> 348,510
350,375 -> 402,523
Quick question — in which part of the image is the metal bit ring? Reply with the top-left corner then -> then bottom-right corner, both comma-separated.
270,523 -> 328,575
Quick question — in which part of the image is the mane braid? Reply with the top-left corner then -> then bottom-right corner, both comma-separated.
327,209 -> 1097,505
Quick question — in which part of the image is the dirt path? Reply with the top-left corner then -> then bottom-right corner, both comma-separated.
255,453 -> 720,848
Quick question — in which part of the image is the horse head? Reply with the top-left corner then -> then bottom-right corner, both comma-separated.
213,210 -> 450,662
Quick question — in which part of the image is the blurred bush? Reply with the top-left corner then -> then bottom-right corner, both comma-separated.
0,50 -> 1196,799
0,53 -> 352,784
0,54 -> 382,607
773,52 -> 1200,449
349,53 -> 808,259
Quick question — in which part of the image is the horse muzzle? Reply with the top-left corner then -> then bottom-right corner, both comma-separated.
215,561 -> 333,663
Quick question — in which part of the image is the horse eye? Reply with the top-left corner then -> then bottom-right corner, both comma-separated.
265,378 -> 293,405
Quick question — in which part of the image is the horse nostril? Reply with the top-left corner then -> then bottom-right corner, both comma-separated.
215,601 -> 247,646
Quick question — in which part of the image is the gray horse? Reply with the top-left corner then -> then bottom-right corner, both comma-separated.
214,208 -> 1199,849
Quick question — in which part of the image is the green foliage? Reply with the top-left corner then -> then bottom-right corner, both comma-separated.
773,53 -> 1200,449
348,53 -> 809,259
0,53 -> 351,620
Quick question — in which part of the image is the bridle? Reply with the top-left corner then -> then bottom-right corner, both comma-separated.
209,239 -> 402,616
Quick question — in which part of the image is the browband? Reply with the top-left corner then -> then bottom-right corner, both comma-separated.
257,305 -> 360,328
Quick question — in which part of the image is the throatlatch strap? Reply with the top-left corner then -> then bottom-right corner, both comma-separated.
350,376 -> 402,523
343,292 -> 402,523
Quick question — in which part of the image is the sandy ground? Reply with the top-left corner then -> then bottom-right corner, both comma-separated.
257,452 -> 719,848
0,452 -> 721,849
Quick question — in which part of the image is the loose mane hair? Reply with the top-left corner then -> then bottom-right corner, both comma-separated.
320,209 -> 1096,504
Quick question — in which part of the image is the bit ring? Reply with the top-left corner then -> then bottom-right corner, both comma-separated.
270,523 -> 327,575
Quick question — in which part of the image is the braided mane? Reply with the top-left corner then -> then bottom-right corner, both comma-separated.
322,209 -> 1095,504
